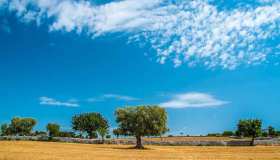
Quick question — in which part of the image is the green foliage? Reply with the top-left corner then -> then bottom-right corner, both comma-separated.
112,128 -> 122,138
29,131 -> 46,136
115,105 -> 168,149
9,117 -> 37,136
237,119 -> 262,137
46,123 -> 60,137
222,131 -> 234,137
105,134 -> 111,139
276,131 -> 280,136
261,131 -> 268,137
97,127 -> 108,142
207,133 -> 221,137
237,119 -> 262,145
115,105 -> 168,137
235,130 -> 240,137
89,131 -> 98,139
72,112 -> 109,139
1,123 -> 11,136
268,126 -> 277,137
59,131 -> 75,138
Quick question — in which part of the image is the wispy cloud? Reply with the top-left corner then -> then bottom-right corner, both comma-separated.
87,94 -> 139,102
2,0 -> 280,69
39,96 -> 79,107
160,92 -> 229,109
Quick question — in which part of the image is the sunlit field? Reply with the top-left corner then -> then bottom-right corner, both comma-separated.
0,141 -> 279,160
143,136 -> 239,142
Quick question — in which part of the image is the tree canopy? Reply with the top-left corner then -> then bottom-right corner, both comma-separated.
0,123 -> 10,136
6,117 -> 37,136
46,123 -> 60,137
97,127 -> 109,143
115,105 -> 168,149
72,112 -> 109,139
237,119 -> 262,146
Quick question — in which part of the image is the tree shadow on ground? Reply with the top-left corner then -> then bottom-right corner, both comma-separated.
97,145 -> 155,150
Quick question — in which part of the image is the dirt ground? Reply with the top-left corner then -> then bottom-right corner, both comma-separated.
0,141 -> 279,160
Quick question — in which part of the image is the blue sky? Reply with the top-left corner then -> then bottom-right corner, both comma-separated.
0,0 -> 280,135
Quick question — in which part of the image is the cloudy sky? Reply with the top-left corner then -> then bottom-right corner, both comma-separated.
0,0 -> 280,135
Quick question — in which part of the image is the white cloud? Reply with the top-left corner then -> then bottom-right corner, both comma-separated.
103,94 -> 139,101
87,94 -> 139,102
160,92 -> 229,108
39,96 -> 79,107
2,0 -> 280,69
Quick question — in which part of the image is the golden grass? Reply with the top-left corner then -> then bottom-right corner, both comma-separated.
143,136 -> 238,142
0,141 -> 279,160
115,136 -> 243,143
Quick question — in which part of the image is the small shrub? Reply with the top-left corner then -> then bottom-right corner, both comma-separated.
59,131 -> 75,138
207,133 -> 221,137
262,131 -> 268,137
222,131 -> 234,137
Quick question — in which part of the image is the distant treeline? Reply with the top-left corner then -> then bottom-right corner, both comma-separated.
0,105 -> 279,148
207,126 -> 280,138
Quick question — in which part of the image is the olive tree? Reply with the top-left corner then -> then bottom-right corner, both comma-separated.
9,117 -> 37,136
115,105 -> 168,149
97,127 -> 109,143
46,123 -> 60,137
0,123 -> 11,136
237,119 -> 262,146
72,113 -> 109,139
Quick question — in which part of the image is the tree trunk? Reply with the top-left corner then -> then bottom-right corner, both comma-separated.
250,136 -> 255,146
135,135 -> 144,149
88,131 -> 94,139
101,136 -> 105,144
88,132 -> 92,139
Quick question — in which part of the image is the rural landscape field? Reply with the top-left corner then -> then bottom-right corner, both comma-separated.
0,141 -> 279,160
2,0 -> 280,159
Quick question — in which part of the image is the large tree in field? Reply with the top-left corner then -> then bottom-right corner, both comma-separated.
9,117 -> 37,136
115,105 -> 168,149
72,113 -> 109,139
237,119 -> 262,146
46,123 -> 60,137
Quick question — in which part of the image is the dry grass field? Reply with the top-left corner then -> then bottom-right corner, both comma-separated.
0,141 -> 279,160
114,136 -> 243,143
144,136 -> 238,142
